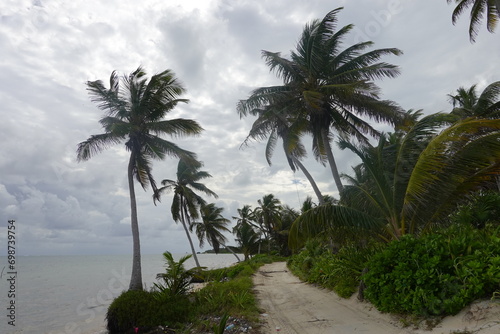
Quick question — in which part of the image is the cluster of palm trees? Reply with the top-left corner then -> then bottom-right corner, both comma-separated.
238,8 -> 405,201
77,5 -> 499,292
237,8 -> 500,250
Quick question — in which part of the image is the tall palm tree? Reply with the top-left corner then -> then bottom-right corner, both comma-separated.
446,0 -> 500,42
289,113 -> 500,249
154,159 -> 217,268
238,8 -> 404,195
192,203 -> 241,262
77,67 -> 202,290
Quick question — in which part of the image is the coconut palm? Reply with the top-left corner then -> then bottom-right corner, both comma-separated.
77,67 -> 202,290
254,194 -> 282,252
239,97 -> 325,204
154,159 -> 217,268
238,8 -> 404,195
448,81 -> 500,119
232,205 -> 256,233
192,203 -> 241,262
289,113 -> 500,249
233,221 -> 261,261
446,0 -> 500,42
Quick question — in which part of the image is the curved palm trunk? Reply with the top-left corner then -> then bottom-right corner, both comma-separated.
220,243 -> 241,262
128,154 -> 143,290
321,130 -> 344,194
289,155 -> 324,205
180,206 -> 201,268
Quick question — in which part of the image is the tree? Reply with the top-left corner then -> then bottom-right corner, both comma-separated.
239,100 -> 325,204
192,203 -> 241,262
254,194 -> 282,252
446,0 -> 500,42
289,112 -> 500,249
233,220 -> 261,261
154,159 -> 217,268
77,67 -> 202,290
238,8 -> 404,195
448,81 -> 500,190
448,81 -> 500,119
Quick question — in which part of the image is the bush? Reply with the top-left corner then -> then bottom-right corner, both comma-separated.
288,240 -> 382,298
363,225 -> 500,316
106,290 -> 192,333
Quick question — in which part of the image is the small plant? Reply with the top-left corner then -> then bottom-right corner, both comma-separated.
154,251 -> 201,299
212,313 -> 230,334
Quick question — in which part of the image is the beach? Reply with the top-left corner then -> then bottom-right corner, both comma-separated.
0,253 -> 239,334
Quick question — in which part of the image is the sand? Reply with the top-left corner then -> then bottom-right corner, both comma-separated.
253,262 -> 500,334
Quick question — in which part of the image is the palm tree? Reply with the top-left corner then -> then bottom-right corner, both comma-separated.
448,81 -> 500,189
254,194 -> 282,252
192,203 -> 241,262
289,112 -> 500,249
77,67 -> 202,290
233,220 -> 261,261
446,0 -> 500,42
239,100 -> 325,204
232,205 -> 256,232
154,159 -> 217,268
448,81 -> 500,119
238,8 -> 404,195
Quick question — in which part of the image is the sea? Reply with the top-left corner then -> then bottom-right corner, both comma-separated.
0,253 -> 240,334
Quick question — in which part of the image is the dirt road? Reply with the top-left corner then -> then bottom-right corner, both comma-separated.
253,262 -> 500,334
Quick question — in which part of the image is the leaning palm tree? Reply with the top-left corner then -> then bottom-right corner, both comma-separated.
192,203 -> 241,262
238,8 -> 404,195
289,113 -> 500,249
77,67 -> 202,290
154,159 -> 217,268
239,99 -> 325,204
446,0 -> 500,42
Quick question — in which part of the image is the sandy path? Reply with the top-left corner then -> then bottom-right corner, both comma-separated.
253,262 -> 500,334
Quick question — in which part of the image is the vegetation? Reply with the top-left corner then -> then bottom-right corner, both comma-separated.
446,0 -> 500,42
238,7 -> 404,194
98,5 -> 500,330
154,159 -> 218,268
77,67 -> 202,290
363,224 -> 500,316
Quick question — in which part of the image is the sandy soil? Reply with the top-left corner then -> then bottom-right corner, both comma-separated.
253,262 -> 500,334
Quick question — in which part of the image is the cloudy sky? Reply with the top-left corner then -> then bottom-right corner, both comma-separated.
0,0 -> 498,256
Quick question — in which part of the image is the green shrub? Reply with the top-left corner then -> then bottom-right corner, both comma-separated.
451,191 -> 500,229
288,241 -> 382,298
363,226 -> 500,316
106,290 -> 192,333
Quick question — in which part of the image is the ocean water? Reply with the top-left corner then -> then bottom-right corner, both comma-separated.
0,253 -> 240,334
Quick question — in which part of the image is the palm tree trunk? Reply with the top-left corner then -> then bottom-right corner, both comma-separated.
220,243 -> 241,262
128,154 -> 143,290
289,155 -> 324,205
321,130 -> 344,194
180,207 -> 201,268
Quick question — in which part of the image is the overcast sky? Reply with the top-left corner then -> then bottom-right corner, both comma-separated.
0,0 -> 498,256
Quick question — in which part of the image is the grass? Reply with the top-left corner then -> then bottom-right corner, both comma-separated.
178,254 -> 285,333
